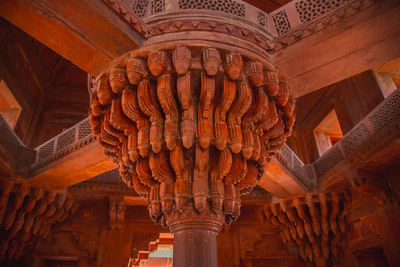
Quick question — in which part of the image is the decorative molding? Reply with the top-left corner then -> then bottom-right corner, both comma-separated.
101,0 -> 148,36
146,20 -> 272,51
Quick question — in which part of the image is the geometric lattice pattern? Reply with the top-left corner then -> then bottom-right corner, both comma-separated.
341,123 -> 370,155
78,119 -> 92,140
152,0 -> 165,14
257,11 -> 268,28
56,128 -> 75,151
278,144 -> 293,168
314,145 -> 343,177
174,230 -> 218,267
368,90 -> 400,131
179,0 -> 245,17
132,0 -> 149,18
295,0 -> 352,23
272,10 -> 291,35
38,140 -> 55,161
0,115 -> 21,159
293,155 -> 304,178
84,168 -> 124,184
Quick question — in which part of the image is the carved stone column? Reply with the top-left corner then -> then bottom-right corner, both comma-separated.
168,208 -> 223,267
88,4 -> 295,265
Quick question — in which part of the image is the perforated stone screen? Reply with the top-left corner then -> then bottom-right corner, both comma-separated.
295,0 -> 352,23
178,0 -> 245,17
272,10 -> 291,35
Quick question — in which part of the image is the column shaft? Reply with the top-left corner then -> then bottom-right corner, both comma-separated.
173,228 -> 218,267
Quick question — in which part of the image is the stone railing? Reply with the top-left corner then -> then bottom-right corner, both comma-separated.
0,115 -> 35,174
313,87 -> 400,178
275,144 -> 317,190
270,0 -> 360,36
31,118 -> 96,170
127,0 -> 272,33
271,87 -> 400,186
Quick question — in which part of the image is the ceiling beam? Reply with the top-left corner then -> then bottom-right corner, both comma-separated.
0,0 -> 144,76
274,0 -> 400,98
28,142 -> 117,189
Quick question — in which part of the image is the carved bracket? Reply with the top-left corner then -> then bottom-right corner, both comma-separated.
0,179 -> 77,262
263,192 -> 350,265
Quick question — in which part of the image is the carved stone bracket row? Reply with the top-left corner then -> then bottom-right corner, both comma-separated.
88,45 -> 295,229
0,179 -> 78,262
263,192 -> 350,266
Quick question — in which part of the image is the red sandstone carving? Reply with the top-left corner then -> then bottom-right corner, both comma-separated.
126,57 -> 147,85
0,180 -> 76,261
225,53 -> 243,80
148,50 -> 169,77
228,81 -> 252,153
122,86 -> 151,157
177,72 -> 195,149
214,76 -> 236,150
137,79 -> 164,153
89,45 -> 295,223
157,74 -> 179,150
96,76 -> 113,105
242,88 -> 267,159
198,72 -> 216,149
264,193 -> 349,265
109,66 -> 127,94
246,61 -> 264,87
264,71 -> 280,96
88,45 -> 295,266
203,48 -> 221,76
172,46 -> 191,75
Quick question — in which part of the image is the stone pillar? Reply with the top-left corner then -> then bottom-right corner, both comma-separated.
172,226 -> 218,267
167,208 -> 224,267
89,34 -> 295,267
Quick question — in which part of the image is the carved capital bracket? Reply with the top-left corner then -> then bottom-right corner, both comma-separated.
0,179 -> 78,263
263,192 -> 350,266
89,45 -> 295,231
88,41 -> 295,266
